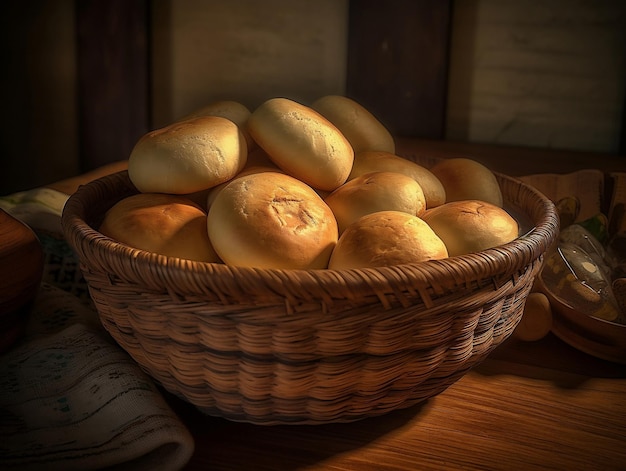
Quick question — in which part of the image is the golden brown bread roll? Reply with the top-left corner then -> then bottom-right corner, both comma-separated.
328,210 -> 448,269
205,165 -> 284,209
430,157 -> 503,207
324,171 -> 426,233
246,97 -> 354,192
421,200 -> 519,257
310,95 -> 395,154
128,116 -> 248,195
207,171 -> 338,269
349,151 -> 446,208
181,99 -> 251,125
99,193 -> 221,263
179,99 -> 255,150
514,292 -> 553,341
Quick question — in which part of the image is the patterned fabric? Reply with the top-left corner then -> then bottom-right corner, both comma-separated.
0,189 -> 195,470
37,230 -> 92,304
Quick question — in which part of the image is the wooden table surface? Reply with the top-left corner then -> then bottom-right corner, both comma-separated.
168,333 -> 625,471
46,138 -> 626,470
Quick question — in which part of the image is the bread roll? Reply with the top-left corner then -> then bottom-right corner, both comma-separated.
349,151 -> 446,208
328,211 -> 448,269
421,200 -> 519,257
324,171 -> 426,233
99,193 -> 221,263
203,147 -> 281,203
180,99 -> 255,150
311,95 -> 395,154
128,116 -> 248,194
180,99 -> 249,125
514,292 -> 553,341
246,97 -> 354,192
207,171 -> 338,269
430,157 -> 503,207
206,165 -> 284,209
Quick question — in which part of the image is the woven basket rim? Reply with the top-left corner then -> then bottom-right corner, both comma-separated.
61,168 -> 558,305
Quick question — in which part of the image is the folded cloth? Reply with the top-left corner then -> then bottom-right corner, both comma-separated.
0,187 -> 68,234
0,284 -> 195,471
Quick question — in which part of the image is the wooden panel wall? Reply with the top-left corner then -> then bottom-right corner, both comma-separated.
346,0 -> 453,139
2,0 -> 623,195
75,0 -> 150,171
446,0 -> 626,154
150,0 -> 349,128
1,0 -> 79,194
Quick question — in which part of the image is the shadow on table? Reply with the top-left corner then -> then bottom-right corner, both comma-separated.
473,332 -> 626,389
169,393 -> 430,470
163,333 -> 625,469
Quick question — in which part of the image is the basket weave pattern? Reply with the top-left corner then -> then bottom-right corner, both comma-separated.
62,160 -> 558,425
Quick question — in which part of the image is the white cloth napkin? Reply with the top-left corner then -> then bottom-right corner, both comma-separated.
0,188 -> 196,470
0,283 -> 195,471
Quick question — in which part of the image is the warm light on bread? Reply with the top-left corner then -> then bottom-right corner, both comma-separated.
328,211 -> 448,269
349,150 -> 446,208
430,157 -> 503,207
324,171 -> 426,233
311,95 -> 395,154
128,116 -> 248,195
179,99 -> 255,150
207,171 -> 338,269
99,193 -> 221,263
117,95 -> 522,272
246,97 -> 354,192
422,200 -> 519,256
181,99 -> 251,125
206,165 -> 284,209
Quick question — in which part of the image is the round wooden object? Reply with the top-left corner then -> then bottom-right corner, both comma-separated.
0,209 -> 44,352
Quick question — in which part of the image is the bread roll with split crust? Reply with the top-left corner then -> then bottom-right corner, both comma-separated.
99,193 -> 221,263
349,151 -> 446,208
324,171 -> 426,233
128,116 -> 248,195
207,171 -> 338,269
328,210 -> 448,269
206,165 -> 284,209
246,97 -> 354,192
311,95 -> 395,154
422,200 -> 519,257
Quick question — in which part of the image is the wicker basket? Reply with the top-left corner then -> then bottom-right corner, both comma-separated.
61,156 -> 558,425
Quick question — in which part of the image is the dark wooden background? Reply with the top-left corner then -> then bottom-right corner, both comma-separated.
74,0 -> 453,172
2,0 -> 623,194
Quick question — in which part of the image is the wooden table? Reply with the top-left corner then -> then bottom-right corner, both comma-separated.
47,138 -> 626,470
169,333 -> 625,470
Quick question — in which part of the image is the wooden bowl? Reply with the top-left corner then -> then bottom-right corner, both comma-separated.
0,209 -> 44,352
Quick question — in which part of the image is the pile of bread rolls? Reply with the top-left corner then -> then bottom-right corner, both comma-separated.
99,95 -> 519,270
